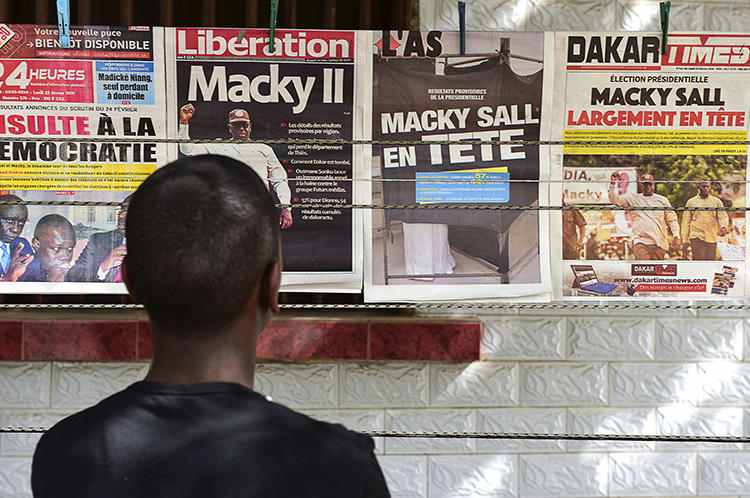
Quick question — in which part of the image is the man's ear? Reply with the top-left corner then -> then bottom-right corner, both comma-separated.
260,258 -> 282,314
31,237 -> 40,253
121,257 -> 139,302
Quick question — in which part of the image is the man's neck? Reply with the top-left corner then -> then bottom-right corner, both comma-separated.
145,323 -> 258,389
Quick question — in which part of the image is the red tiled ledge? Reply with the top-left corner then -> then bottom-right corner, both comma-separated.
0,319 -> 480,361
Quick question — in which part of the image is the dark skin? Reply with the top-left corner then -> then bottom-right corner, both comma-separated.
0,203 -> 34,278
179,104 -> 293,229
122,252 -> 282,388
31,224 -> 76,282
698,181 -> 710,199
0,204 -> 27,244
640,181 -> 655,196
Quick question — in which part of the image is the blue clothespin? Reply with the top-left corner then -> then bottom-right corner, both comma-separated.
56,0 -> 70,48
458,1 -> 466,55
269,0 -> 279,53
659,1 -> 670,55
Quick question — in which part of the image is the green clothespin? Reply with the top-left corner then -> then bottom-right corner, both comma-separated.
660,1 -> 670,55
269,0 -> 279,53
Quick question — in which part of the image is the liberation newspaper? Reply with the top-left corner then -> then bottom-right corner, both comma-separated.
166,28 -> 365,292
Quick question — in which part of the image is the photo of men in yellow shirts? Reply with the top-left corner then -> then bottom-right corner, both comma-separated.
681,180 -> 730,261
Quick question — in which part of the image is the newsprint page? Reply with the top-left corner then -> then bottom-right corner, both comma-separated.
0,24 -> 167,294
364,30 -> 553,302
165,28 -> 367,292
551,33 -> 750,300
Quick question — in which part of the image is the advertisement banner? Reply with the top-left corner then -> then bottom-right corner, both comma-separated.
166,28 -> 364,292
364,30 -> 552,301
0,24 -> 166,293
552,33 -> 749,299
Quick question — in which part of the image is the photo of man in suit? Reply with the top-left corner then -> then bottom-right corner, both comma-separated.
0,194 -> 33,279
65,194 -> 132,283
12,214 -> 76,282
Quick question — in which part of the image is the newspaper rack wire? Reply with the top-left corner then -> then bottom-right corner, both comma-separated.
0,133 -> 749,306
1,135 -> 749,442
0,426 -> 748,443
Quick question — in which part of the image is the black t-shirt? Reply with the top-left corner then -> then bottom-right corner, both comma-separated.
32,381 -> 390,497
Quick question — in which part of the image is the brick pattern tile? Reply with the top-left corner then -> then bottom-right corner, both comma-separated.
370,322 -> 480,360
257,321 -> 367,359
23,322 -> 137,361
7,320 -> 481,362
137,321 -> 153,359
0,322 -> 22,360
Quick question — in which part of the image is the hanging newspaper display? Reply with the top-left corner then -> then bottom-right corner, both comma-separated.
552,32 -> 749,299
0,24 -> 167,293
364,30 -> 552,301
166,28 -> 365,292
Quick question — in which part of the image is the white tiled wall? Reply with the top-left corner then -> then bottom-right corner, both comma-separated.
4,315 -> 750,496
4,3 -> 750,495
420,0 -> 750,32
405,2 -> 750,493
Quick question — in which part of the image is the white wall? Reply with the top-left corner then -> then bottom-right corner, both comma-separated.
420,0 -> 750,32
3,310 -> 750,496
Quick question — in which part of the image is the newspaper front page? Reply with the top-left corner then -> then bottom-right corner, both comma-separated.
0,24 -> 167,293
364,30 -> 552,301
166,28 -> 364,292
552,32 -> 749,299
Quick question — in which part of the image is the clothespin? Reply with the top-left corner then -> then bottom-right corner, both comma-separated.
269,0 -> 279,53
659,1 -> 670,55
56,0 -> 70,48
458,1 -> 466,55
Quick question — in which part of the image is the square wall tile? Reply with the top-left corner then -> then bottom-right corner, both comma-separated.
340,363 -> 429,408
431,362 -> 518,407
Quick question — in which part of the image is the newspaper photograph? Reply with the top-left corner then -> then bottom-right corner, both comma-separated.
552,33 -> 749,299
166,28 -> 364,292
364,30 -> 552,301
0,24 -> 166,293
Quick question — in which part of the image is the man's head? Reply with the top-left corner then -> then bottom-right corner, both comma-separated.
227,109 -> 251,140
32,214 -> 76,270
639,173 -> 655,196
124,154 -> 281,337
0,194 -> 28,244
117,194 -> 134,237
698,179 -> 711,199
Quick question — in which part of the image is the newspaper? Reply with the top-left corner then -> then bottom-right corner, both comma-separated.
165,28 -> 365,292
551,32 -> 749,299
0,24 -> 166,293
364,30 -> 552,301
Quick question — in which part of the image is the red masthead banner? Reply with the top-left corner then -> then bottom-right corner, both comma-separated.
175,29 -> 354,59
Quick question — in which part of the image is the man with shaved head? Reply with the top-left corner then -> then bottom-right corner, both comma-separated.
609,172 -> 680,260
681,179 -> 729,260
12,214 -> 76,282
31,155 -> 389,497
0,194 -> 33,280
